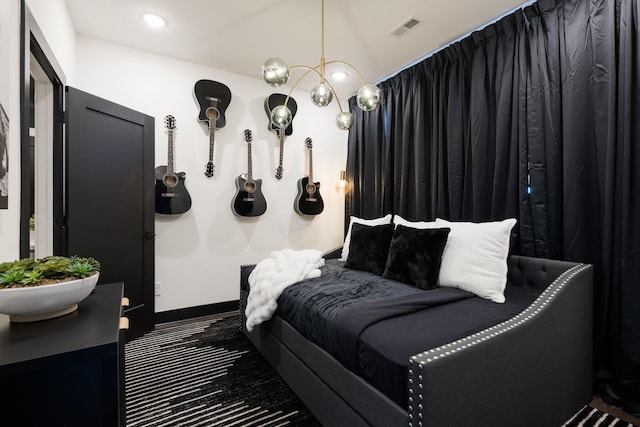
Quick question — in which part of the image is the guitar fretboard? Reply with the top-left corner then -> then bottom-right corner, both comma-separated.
278,127 -> 285,172
308,144 -> 314,184
247,140 -> 253,184
167,128 -> 175,177
207,99 -> 218,162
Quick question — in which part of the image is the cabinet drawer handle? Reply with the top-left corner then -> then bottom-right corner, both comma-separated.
121,297 -> 130,307
119,317 -> 129,330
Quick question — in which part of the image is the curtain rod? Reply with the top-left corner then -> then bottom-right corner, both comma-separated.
374,0 -> 537,85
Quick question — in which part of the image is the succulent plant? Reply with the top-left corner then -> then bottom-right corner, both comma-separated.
0,258 -> 37,274
66,259 -> 97,278
21,269 -> 45,285
37,256 -> 74,278
0,270 -> 27,286
0,255 -> 100,288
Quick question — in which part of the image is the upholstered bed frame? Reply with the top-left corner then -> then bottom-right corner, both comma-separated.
239,251 -> 593,427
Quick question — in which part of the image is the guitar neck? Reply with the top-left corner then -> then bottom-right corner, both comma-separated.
167,128 -> 175,176
207,97 -> 219,162
308,145 -> 314,183
208,120 -> 216,162
247,140 -> 253,182
278,129 -> 285,169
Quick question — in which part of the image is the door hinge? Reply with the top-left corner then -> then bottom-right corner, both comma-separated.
60,110 -> 68,124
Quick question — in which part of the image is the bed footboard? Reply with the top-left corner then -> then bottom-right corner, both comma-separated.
408,256 -> 593,427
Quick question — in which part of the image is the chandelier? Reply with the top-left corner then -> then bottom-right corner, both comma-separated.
261,0 -> 382,130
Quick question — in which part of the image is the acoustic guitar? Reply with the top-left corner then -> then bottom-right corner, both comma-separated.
194,79 -> 232,177
232,129 -> 267,217
294,137 -> 324,216
264,93 -> 297,180
155,115 -> 192,215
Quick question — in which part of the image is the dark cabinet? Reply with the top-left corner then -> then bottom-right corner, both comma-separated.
0,283 -> 126,426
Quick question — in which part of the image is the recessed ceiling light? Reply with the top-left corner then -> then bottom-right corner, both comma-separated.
142,12 -> 167,29
332,71 -> 347,81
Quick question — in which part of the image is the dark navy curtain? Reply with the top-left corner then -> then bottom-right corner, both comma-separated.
346,0 -> 640,415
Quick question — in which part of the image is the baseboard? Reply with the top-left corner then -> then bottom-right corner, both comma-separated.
155,300 -> 239,325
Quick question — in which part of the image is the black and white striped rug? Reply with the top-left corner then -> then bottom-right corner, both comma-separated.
125,314 -> 634,427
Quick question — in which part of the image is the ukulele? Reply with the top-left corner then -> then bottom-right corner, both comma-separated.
294,137 -> 324,216
194,79 -> 232,177
155,115 -> 192,215
264,93 -> 297,180
232,129 -> 267,217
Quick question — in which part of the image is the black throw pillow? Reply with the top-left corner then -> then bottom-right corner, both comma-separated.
383,225 -> 450,289
344,222 -> 394,276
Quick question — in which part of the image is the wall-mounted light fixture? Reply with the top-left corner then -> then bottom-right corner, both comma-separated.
261,0 -> 381,131
336,170 -> 348,195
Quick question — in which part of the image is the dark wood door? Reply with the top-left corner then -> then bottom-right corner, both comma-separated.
65,87 -> 155,339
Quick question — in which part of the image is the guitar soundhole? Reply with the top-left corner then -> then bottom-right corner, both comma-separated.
163,174 -> 178,188
244,182 -> 256,193
205,162 -> 215,178
275,166 -> 283,180
306,183 -> 316,195
206,107 -> 219,122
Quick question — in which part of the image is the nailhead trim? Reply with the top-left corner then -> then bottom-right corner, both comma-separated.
407,263 -> 590,423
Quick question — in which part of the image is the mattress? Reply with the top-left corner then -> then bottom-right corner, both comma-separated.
273,259 -> 543,407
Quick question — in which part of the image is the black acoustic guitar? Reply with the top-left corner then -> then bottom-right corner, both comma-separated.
264,93 -> 297,180
155,115 -> 192,215
294,137 -> 324,216
194,79 -> 232,177
232,129 -> 267,217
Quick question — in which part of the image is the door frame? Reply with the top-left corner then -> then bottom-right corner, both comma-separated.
19,1 -> 66,259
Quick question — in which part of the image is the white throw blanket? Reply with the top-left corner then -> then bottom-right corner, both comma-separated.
245,248 -> 324,332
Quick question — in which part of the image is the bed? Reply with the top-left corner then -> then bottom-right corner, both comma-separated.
239,218 -> 594,427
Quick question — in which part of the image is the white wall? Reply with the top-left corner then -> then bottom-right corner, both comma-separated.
0,0 -> 22,262
3,0 -> 348,312
1,0 -> 75,261
25,0 -> 76,83
74,36 -> 348,312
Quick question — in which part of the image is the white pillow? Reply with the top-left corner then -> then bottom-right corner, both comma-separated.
393,215 -> 437,229
432,218 -> 517,303
340,214 -> 392,261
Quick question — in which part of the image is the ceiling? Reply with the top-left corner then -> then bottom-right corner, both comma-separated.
63,0 -> 529,100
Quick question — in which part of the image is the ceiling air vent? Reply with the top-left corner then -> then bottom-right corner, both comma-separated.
390,16 -> 422,37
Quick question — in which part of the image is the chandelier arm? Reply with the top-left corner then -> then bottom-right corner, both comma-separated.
282,66 -> 321,109
280,65 -> 345,113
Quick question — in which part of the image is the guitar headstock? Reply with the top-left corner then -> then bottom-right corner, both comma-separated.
165,115 -> 176,130
305,137 -> 313,149
275,166 -> 283,180
205,162 -> 215,178
244,129 -> 252,143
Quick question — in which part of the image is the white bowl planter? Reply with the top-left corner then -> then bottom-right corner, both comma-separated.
0,273 -> 99,323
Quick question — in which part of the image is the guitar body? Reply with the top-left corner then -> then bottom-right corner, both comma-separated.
294,176 -> 324,216
232,175 -> 267,217
264,93 -> 297,135
194,79 -> 232,127
154,165 -> 192,215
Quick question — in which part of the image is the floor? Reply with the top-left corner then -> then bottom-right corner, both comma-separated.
156,314 -> 640,426
591,396 -> 640,425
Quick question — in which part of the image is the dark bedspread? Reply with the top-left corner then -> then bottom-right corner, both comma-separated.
275,259 -> 543,407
